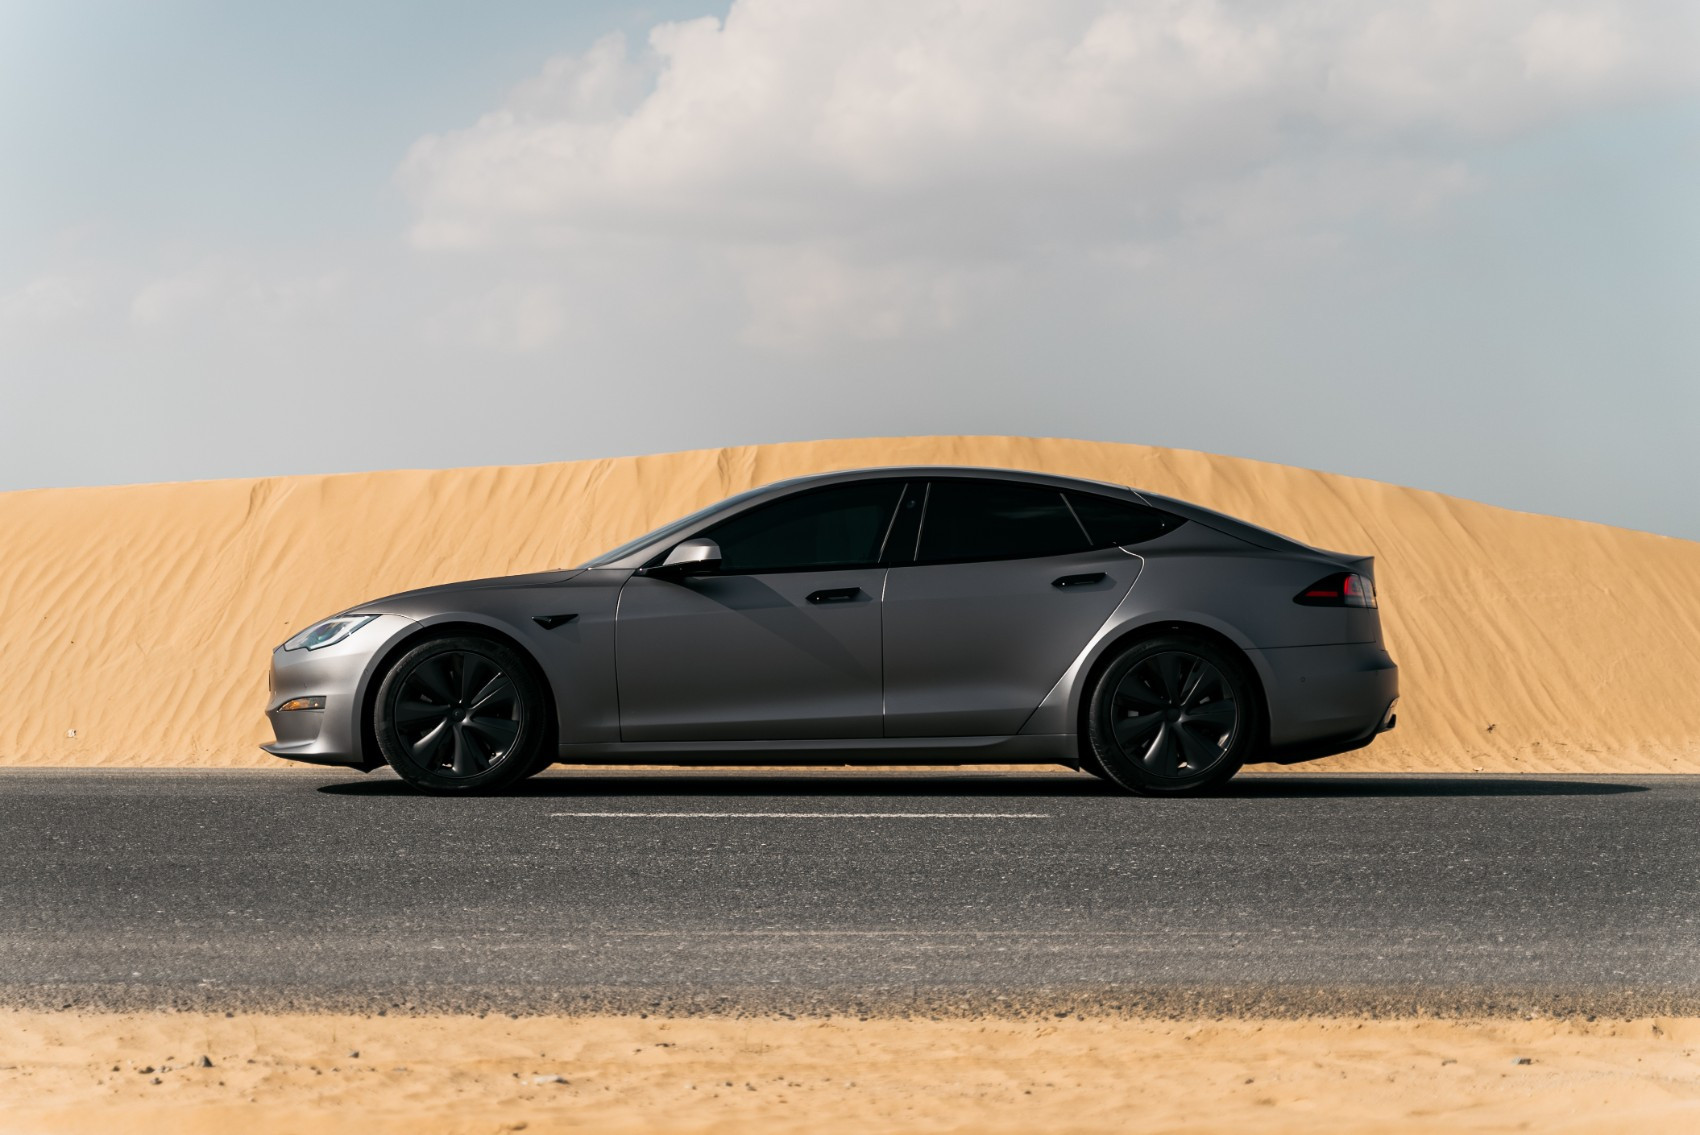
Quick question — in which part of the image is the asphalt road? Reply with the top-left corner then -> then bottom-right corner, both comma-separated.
2,768 -> 1696,1017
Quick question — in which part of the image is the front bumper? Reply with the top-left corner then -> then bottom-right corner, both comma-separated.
261,613 -> 416,768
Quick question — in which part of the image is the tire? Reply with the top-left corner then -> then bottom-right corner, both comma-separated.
373,634 -> 549,795
517,738 -> 559,781
1075,749 -> 1113,781
1084,634 -> 1260,796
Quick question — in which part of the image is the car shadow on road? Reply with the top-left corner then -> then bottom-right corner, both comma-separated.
316,770 -> 1648,799
1216,774 -> 1647,797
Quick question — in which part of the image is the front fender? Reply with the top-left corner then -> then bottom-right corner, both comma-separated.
359,596 -> 622,750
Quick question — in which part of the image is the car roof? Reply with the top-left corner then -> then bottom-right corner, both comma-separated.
769,468 -> 1335,559
751,465 -> 1150,500
585,464 -> 1351,570
584,466 -> 1156,569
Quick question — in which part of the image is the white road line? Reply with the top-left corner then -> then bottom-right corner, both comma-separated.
548,811 -> 1052,819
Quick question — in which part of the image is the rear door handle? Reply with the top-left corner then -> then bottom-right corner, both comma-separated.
806,587 -> 864,604
1052,572 -> 1107,589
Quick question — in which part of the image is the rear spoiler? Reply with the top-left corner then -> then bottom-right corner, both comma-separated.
1321,550 -> 1376,580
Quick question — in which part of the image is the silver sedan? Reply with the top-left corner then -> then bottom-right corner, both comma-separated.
263,467 -> 1399,794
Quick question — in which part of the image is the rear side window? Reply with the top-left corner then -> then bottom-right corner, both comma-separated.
915,480 -> 1089,564
1066,491 -> 1186,548
703,481 -> 904,573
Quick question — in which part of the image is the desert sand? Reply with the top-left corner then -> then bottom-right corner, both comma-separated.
2,1010 -> 1697,1134
2,435 -> 1697,771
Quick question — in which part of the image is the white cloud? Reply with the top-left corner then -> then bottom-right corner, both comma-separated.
396,0 -> 1696,346
0,275 -> 102,333
425,280 -> 571,353
129,260 -> 345,331
731,244 -> 996,351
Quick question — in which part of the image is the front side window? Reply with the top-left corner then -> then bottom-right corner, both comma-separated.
580,487 -> 769,567
703,481 -> 904,573
915,480 -> 1089,564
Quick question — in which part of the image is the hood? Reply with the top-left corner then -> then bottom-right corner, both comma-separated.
353,568 -> 586,614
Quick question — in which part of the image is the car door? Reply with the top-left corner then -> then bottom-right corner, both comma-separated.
881,479 -> 1142,737
615,480 -> 905,741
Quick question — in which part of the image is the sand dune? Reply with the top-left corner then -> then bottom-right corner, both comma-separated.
2,435 -> 1697,771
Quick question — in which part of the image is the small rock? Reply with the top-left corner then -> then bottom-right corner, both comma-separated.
348,1050 -> 359,1059
150,1077 -> 162,1085
530,1074 -> 568,1085
137,1065 -> 155,1074
197,1055 -> 214,1068
1513,1057 -> 1533,1066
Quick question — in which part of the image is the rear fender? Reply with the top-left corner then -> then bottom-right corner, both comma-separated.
1017,604 -> 1275,741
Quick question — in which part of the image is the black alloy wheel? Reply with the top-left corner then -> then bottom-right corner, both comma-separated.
374,635 -> 546,794
1085,634 -> 1259,795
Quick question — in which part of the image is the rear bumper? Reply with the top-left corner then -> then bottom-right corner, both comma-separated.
1256,696 -> 1398,765
260,613 -> 415,769
1247,641 -> 1399,762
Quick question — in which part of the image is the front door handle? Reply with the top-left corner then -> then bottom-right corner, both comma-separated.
1052,572 -> 1107,589
806,587 -> 864,604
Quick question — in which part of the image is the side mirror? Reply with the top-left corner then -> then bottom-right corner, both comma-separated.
652,538 -> 722,579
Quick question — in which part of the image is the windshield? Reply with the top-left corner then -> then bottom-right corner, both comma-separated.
577,486 -> 769,568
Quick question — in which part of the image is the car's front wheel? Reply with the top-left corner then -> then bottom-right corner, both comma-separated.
1084,634 -> 1259,795
373,634 -> 548,794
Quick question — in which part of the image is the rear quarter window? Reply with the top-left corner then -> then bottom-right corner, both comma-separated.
1067,492 -> 1186,548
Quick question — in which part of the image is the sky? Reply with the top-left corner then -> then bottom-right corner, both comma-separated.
2,0 -> 1697,539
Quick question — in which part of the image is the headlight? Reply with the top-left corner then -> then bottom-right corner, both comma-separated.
283,614 -> 377,652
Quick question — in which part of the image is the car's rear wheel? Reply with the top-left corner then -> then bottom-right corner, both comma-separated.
1084,634 -> 1259,795
373,635 -> 547,795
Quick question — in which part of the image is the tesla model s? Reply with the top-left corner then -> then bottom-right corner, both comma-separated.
263,467 -> 1398,795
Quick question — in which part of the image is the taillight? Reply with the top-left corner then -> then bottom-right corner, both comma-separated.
1294,572 -> 1376,608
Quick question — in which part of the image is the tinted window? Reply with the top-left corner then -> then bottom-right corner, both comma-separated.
1067,492 -> 1186,548
915,480 -> 1089,563
881,482 -> 926,564
703,482 -> 903,573
581,487 -> 769,567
